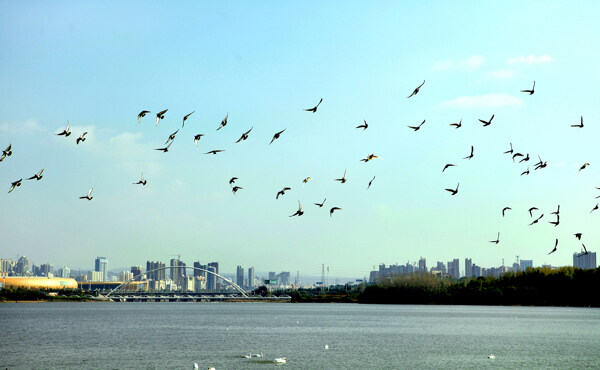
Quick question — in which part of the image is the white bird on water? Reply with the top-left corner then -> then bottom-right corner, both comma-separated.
488,354 -> 495,359
244,351 -> 252,359
324,344 -> 329,350
274,357 -> 287,364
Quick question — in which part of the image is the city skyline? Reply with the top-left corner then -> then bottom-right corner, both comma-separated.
2,2 -> 600,277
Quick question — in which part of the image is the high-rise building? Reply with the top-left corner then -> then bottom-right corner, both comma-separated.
0,259 -> 13,274
193,262 -> 207,278
236,265 -> 244,287
208,262 -> 219,289
95,257 -> 108,281
206,265 -> 216,290
465,258 -> 472,278
58,266 -> 70,278
268,271 -> 276,281
120,271 -> 134,282
279,271 -> 291,286
131,266 -> 142,280
573,251 -> 596,269
170,259 -> 186,288
16,256 -> 30,275
520,260 -> 533,270
247,267 -> 255,288
182,276 -> 195,292
418,258 -> 427,272
447,259 -> 460,279
41,263 -> 54,277
89,270 -> 103,282
436,261 -> 446,275
146,261 -> 166,281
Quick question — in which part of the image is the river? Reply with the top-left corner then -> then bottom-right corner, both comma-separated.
1,302 -> 599,369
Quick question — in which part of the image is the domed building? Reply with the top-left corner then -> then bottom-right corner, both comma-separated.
1,276 -> 78,290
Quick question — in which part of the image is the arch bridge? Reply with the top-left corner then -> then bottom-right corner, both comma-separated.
106,266 -> 249,298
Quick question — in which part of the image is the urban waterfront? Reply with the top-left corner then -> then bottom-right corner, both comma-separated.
1,303 -> 599,369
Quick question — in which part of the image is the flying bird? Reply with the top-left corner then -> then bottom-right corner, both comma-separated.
235,127 -> 253,143
303,98 -> 323,113
302,177 -> 312,184
155,109 -> 167,126
76,132 -> 87,145
361,154 -> 379,162
204,149 -> 224,155
504,143 -> 514,155
56,122 -> 71,136
408,120 -> 426,131
164,129 -> 179,144
314,198 -> 326,207
512,153 -> 524,162
579,163 -> 590,172
519,153 -> 530,163
276,187 -> 291,199
367,176 -> 375,189
269,129 -> 286,145
442,164 -> 455,172
182,111 -> 195,128
137,110 -> 150,124
407,80 -> 425,98
582,243 -> 589,255
133,172 -> 147,185
0,144 -> 13,162
330,207 -> 341,217
216,113 -> 228,130
479,114 -> 495,127
229,177 -> 238,186
449,119 -> 462,129
356,120 -> 368,130
528,207 -> 538,217
334,169 -> 347,183
534,155 -> 547,170
489,232 -> 500,244
548,239 -> 558,255
502,207 -> 511,217
232,186 -> 242,195
551,205 -> 560,215
591,204 -> 599,213
549,214 -> 559,227
521,167 -> 530,176
194,134 -> 204,147
571,116 -> 583,128
445,183 -> 459,196
463,146 -> 474,160
8,179 -> 22,193
521,81 -> 535,95
154,141 -> 173,153
289,201 -> 304,217
529,214 -> 544,225
574,233 -> 582,240
79,188 -> 93,200
27,169 -> 44,181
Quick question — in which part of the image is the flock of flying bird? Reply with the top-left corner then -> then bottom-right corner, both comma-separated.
1,80 -> 594,258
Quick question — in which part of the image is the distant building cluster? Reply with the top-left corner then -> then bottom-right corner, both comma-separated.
0,255 -> 298,293
369,253 -> 596,283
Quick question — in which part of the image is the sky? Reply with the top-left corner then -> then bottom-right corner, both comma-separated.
1,1 -> 599,279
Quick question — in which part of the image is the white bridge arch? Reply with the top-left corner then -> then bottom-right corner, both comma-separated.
106,266 -> 249,297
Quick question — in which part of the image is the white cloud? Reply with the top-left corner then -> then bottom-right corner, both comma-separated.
433,55 -> 484,71
484,69 -> 516,79
0,119 -> 46,135
507,54 -> 553,65
440,93 -> 523,108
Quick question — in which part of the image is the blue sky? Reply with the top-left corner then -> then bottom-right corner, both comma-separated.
1,1 -> 599,277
